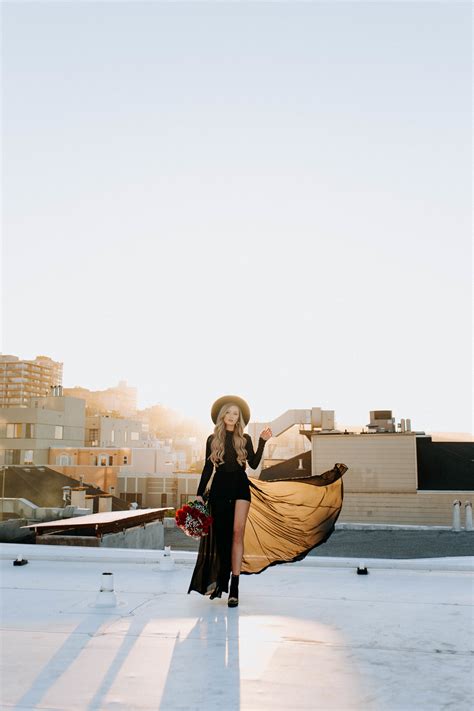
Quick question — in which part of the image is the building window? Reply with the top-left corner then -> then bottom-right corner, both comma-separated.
5,450 -> 21,464
108,455 -> 113,465
6,424 -> 23,438
123,456 -> 128,464
124,431 -> 128,442
55,425 -> 63,439
5,423 -> 35,438
131,431 -> 139,441
180,494 -> 189,507
23,450 -> 34,464
161,493 -> 167,506
25,424 -> 35,438
98,455 -> 108,466
57,454 -> 72,465
111,430 -> 115,443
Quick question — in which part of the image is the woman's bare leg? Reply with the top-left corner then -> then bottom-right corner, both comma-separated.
231,499 -> 250,575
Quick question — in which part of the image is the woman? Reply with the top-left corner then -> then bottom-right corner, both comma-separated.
188,394 -> 348,607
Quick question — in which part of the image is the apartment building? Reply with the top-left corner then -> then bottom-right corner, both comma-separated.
48,438 -> 197,503
48,446 -> 130,491
0,354 -> 63,407
0,393 -> 85,465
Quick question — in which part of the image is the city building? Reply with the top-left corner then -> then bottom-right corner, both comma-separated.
117,468 -> 200,509
48,446 -> 127,492
0,392 -> 85,465
0,354 -> 63,407
49,437 -> 198,502
306,430 -> 472,525
85,414 -> 151,448
63,380 -> 137,418
51,405 -> 472,520
257,408 -> 473,526
1,394 -> 471,527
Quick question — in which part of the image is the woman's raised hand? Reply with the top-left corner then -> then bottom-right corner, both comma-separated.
260,427 -> 273,441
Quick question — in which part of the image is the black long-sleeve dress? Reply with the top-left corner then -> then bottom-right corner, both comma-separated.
188,431 -> 348,598
196,430 -> 266,502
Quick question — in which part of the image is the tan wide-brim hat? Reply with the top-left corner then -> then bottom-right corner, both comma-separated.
211,395 -> 251,425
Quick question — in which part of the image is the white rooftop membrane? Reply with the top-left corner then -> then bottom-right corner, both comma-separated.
0,545 -> 472,710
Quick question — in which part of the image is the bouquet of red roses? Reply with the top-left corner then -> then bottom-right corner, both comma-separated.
175,499 -> 213,539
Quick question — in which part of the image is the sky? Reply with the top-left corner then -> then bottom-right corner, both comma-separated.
1,1 -> 472,433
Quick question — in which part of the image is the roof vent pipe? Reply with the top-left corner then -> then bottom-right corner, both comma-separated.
452,500 -> 462,531
159,546 -> 175,571
94,572 -> 117,607
464,501 -> 472,531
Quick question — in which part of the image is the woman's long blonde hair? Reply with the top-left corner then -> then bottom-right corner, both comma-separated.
209,402 -> 247,467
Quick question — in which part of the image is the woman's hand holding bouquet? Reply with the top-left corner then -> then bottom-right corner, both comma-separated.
175,498 -> 213,539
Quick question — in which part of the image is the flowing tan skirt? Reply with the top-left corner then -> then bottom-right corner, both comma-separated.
187,462 -> 348,596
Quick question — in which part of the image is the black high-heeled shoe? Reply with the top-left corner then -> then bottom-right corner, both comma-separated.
228,574 -> 239,608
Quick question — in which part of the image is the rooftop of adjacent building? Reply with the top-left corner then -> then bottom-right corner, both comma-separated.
0,543 -> 472,711
164,520 -> 474,559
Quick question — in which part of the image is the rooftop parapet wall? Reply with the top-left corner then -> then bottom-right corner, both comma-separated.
37,519 -> 164,549
338,491 -> 474,526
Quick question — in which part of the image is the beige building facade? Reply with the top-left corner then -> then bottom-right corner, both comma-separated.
48,445 -> 193,507
48,446 -> 131,492
85,414 -> 150,448
311,431 -> 472,525
0,394 -> 85,465
116,471 -> 200,508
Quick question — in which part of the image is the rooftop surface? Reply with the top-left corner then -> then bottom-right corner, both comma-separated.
0,543 -> 472,710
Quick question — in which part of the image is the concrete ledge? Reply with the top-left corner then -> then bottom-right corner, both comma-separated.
291,555 -> 474,572
160,520 -> 468,532
163,517 -> 177,528
1,543 -> 472,572
335,522 -> 455,531
0,542 -> 173,564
